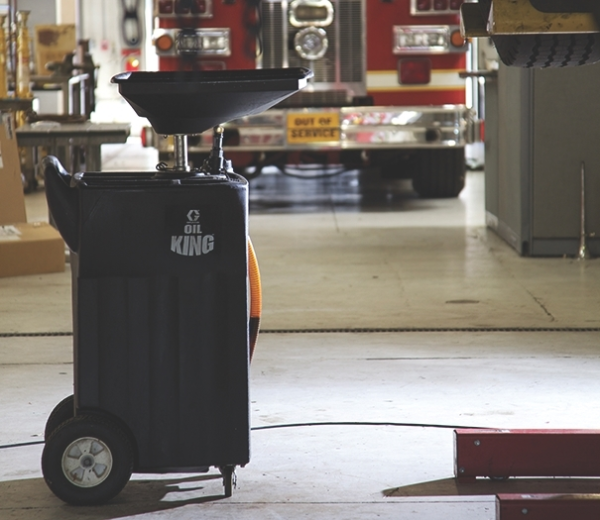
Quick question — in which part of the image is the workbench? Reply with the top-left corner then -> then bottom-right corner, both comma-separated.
16,121 -> 131,175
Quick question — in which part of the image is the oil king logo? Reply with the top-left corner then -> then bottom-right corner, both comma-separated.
170,209 -> 215,257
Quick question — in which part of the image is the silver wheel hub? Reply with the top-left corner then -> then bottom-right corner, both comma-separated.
61,437 -> 113,488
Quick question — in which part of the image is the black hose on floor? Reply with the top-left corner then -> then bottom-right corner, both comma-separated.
0,421 -> 488,451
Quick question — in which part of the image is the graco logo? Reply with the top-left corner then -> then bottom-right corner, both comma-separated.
171,209 -> 215,257
187,209 -> 200,222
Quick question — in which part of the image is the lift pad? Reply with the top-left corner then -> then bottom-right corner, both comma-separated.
460,0 -> 599,37
454,429 -> 600,482
497,494 -> 600,520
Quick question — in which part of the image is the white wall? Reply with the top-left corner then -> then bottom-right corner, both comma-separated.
79,0 -> 154,132
80,0 -> 140,101
56,0 -> 76,24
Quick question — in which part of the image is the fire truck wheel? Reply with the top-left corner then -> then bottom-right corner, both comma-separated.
42,415 -> 134,505
44,394 -> 75,440
478,0 -> 600,68
412,149 -> 465,199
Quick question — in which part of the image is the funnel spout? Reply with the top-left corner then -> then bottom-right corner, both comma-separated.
174,135 -> 191,172
43,156 -> 79,252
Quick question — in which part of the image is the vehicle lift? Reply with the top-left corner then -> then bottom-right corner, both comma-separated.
458,2 -> 600,518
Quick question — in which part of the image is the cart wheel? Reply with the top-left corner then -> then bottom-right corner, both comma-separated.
44,395 -> 75,440
219,465 -> 236,498
42,415 -> 133,505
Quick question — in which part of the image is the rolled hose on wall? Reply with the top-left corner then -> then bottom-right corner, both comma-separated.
248,237 -> 262,360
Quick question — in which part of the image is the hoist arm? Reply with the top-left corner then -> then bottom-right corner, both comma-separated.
461,0 -> 599,38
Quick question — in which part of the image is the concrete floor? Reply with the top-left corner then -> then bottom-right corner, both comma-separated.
1,140 -> 600,519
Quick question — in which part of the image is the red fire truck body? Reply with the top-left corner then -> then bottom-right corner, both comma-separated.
149,0 -> 475,198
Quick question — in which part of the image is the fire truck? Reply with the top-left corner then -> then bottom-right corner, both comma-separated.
148,0 -> 476,198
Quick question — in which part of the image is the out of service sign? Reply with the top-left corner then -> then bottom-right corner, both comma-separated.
287,112 -> 340,144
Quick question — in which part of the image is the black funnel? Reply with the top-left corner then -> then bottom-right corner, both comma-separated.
111,68 -> 313,135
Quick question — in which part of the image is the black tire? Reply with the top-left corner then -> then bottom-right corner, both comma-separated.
412,148 -> 466,198
478,0 -> 600,68
44,395 -> 74,440
42,415 -> 133,505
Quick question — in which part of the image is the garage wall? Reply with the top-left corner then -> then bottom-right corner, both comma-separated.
80,0 -> 153,102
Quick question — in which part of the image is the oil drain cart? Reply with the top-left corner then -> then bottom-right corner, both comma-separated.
41,68 -> 312,506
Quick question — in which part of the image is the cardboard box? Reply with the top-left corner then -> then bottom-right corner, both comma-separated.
0,113 -> 65,277
0,222 -> 65,277
0,114 -> 27,225
34,24 -> 76,76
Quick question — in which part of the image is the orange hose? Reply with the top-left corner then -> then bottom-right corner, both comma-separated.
248,237 -> 262,361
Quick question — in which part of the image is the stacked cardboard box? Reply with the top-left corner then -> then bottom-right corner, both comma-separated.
0,114 -> 65,277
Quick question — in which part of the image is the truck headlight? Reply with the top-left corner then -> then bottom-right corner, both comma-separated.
177,29 -> 230,56
199,31 -> 230,53
294,27 -> 329,60
153,28 -> 231,56
393,26 -> 450,54
289,0 -> 334,28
